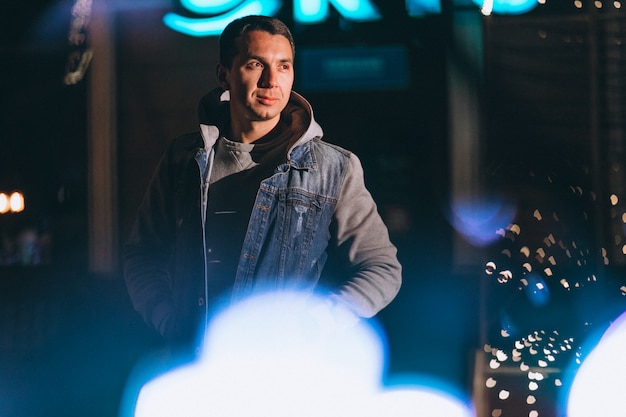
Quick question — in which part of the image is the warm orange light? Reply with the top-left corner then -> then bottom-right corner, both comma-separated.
0,193 -> 8,214
9,192 -> 25,213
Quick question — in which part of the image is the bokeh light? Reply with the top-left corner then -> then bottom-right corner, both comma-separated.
366,387 -> 474,417
448,197 -> 516,246
0,191 -> 25,214
523,273 -> 551,307
127,291 -> 475,417
131,291 -> 386,417
566,309 -> 626,417
0,193 -> 8,214
9,192 -> 25,213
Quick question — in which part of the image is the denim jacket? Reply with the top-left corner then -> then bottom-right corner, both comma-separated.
124,89 -> 402,347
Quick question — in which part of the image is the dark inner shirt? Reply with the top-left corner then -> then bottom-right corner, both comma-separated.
203,116 -> 299,304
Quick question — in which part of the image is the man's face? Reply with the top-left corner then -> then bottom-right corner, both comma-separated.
218,30 -> 294,132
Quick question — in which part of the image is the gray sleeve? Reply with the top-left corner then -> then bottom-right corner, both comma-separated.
329,152 -> 402,317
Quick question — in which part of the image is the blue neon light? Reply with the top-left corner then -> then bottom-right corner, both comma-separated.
163,0 -> 282,37
523,273 -> 550,307
406,0 -> 441,17
472,0 -> 538,15
294,0 -> 381,24
164,0 -> 538,37
179,0 -> 241,15
293,0 -> 328,24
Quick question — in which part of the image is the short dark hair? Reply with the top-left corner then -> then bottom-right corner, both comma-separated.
219,15 -> 295,68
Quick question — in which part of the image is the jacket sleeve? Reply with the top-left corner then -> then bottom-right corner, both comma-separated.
123,146 -> 178,339
328,153 -> 402,318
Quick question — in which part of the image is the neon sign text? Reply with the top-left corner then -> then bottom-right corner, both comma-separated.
163,0 -> 539,37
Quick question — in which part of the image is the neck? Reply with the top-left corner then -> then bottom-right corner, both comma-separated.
230,119 -> 281,144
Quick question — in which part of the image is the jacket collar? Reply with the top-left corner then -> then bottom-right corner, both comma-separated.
197,87 -> 323,163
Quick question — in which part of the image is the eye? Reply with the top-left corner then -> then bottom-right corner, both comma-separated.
247,60 -> 263,69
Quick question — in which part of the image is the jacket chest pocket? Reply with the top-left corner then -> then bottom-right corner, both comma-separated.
277,191 -> 323,251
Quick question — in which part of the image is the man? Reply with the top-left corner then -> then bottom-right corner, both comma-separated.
123,15 -> 402,354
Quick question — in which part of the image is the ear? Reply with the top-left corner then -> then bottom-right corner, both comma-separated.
216,64 -> 230,90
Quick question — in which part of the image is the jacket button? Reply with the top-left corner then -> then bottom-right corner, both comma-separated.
198,297 -> 205,307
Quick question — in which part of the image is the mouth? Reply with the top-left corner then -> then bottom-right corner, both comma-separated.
257,95 -> 279,105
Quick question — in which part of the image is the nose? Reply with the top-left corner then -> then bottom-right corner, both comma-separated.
259,66 -> 278,88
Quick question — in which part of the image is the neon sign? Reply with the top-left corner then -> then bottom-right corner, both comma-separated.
163,0 -> 282,37
474,0 -> 539,15
164,0 -> 539,37
293,0 -> 381,24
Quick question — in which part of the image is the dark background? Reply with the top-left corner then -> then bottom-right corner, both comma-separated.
2,1 -> 626,416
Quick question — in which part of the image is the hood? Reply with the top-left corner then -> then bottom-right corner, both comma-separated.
197,87 -> 324,154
